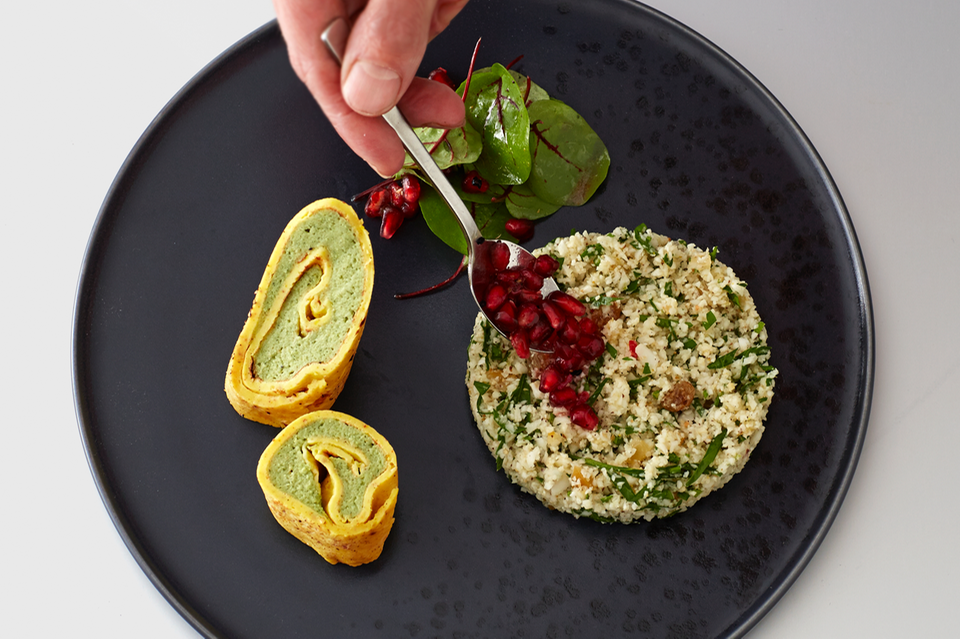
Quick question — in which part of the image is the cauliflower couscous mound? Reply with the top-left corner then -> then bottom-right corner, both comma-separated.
466,226 -> 777,522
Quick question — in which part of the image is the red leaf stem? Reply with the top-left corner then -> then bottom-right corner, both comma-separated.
351,177 -> 395,202
505,54 -> 524,70
429,38 -> 483,155
394,255 -> 467,299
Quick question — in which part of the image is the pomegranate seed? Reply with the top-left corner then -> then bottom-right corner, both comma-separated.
541,300 -> 565,330
559,317 -> 582,344
428,67 -> 456,89
400,174 -> 420,203
493,299 -> 518,332
496,269 -> 523,286
520,268 -> 544,291
549,387 -> 578,407
388,181 -> 405,208
505,217 -> 534,242
494,310 -> 518,333
513,289 -> 543,304
462,170 -> 489,194
533,254 -> 560,277
510,330 -> 530,359
579,317 -> 600,336
398,199 -> 417,218
380,206 -> 404,239
490,242 -> 511,271
365,188 -> 388,218
554,343 -> 584,372
547,291 -> 586,317
517,303 -> 541,329
576,335 -> 605,361
484,284 -> 507,311
571,404 -> 599,430
538,365 -> 563,393
528,320 -> 552,344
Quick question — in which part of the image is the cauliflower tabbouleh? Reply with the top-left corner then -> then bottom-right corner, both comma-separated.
465,226 -> 777,522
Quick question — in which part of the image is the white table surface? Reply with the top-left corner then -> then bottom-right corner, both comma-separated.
3,0 -> 956,636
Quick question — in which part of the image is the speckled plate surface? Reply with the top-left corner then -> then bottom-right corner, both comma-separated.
73,1 -> 873,637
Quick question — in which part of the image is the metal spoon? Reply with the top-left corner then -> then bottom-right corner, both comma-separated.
321,18 -> 558,340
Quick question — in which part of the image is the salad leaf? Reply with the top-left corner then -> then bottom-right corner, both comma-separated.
404,121 -> 482,171
460,64 -> 531,185
473,201 -> 512,240
508,70 -> 550,106
387,54 -> 610,255
419,187 -> 468,254
418,186 -> 511,255
527,99 -> 610,206
504,182 -> 561,220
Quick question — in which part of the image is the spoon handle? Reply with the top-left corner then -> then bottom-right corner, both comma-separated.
321,18 -> 482,256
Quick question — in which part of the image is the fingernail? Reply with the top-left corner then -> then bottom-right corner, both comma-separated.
342,60 -> 401,116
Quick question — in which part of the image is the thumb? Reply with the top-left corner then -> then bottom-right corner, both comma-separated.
340,0 -> 439,116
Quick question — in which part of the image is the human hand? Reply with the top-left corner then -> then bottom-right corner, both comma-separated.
273,0 -> 470,177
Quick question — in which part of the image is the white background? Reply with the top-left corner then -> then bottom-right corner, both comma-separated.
2,0 -> 956,636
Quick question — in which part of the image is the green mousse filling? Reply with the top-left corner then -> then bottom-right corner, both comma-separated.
268,417 -> 386,521
253,209 -> 365,381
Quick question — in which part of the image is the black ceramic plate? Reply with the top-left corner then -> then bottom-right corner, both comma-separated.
74,1 -> 873,637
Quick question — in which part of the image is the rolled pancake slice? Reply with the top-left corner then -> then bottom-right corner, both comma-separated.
257,410 -> 398,566
225,198 -> 374,427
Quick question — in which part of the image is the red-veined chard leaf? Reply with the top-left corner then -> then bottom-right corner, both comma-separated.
473,201 -> 512,240
508,70 -> 550,106
458,64 -> 531,186
504,182 -> 561,220
418,185 -> 510,255
527,99 -> 610,206
403,122 -> 482,172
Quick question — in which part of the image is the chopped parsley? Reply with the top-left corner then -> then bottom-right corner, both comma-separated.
632,224 -> 657,256
702,310 -> 717,330
580,243 -> 605,265
723,285 -> 741,309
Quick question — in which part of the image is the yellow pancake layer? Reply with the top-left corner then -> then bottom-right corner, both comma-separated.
257,410 -> 398,566
225,198 -> 374,427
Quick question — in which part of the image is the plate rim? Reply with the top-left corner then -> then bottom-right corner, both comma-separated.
71,21 -> 281,639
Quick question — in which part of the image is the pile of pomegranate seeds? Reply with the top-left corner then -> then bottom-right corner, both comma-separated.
363,174 -> 421,239
480,242 -> 605,430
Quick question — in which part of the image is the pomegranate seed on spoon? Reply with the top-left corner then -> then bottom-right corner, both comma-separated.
490,242 -> 511,271
517,303 -> 541,328
484,284 -> 508,311
547,290 -> 586,317
510,330 -> 531,360
533,254 -> 560,277
541,300 -> 565,330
